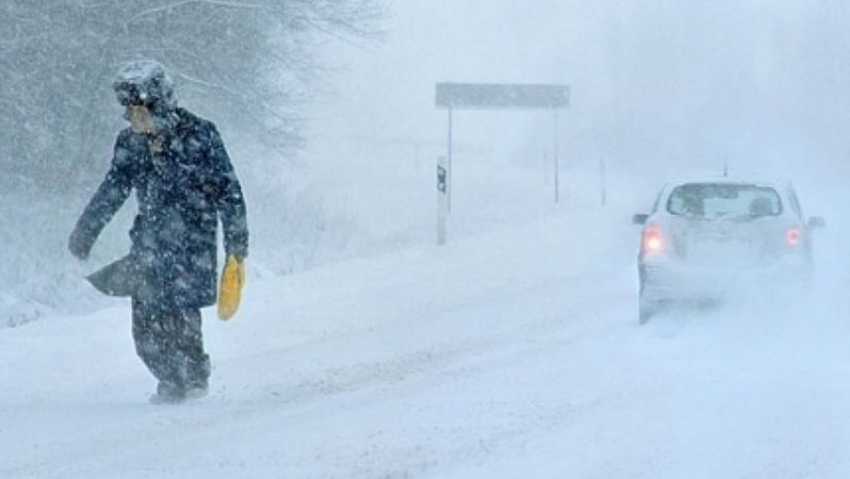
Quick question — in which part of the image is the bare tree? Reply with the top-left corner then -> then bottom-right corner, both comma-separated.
0,0 -> 385,188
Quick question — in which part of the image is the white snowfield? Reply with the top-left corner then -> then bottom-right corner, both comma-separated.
2,186 -> 850,479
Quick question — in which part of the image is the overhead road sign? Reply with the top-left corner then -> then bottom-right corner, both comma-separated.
433,82 -> 570,245
436,83 -> 570,110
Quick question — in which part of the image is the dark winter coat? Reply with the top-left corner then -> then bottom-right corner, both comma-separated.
69,108 -> 248,310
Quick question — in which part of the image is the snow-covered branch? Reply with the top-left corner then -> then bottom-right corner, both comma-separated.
129,0 -> 266,23
0,0 -> 386,183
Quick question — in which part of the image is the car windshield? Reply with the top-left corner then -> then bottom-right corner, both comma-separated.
666,183 -> 782,219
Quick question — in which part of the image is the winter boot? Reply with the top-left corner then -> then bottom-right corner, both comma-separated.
149,381 -> 186,404
183,355 -> 211,401
183,377 -> 209,401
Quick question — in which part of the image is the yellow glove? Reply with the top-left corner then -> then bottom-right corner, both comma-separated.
218,255 -> 246,321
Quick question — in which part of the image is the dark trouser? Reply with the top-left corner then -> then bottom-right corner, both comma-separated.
131,298 -> 210,390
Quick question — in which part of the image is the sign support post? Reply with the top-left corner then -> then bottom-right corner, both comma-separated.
553,108 -> 560,203
447,107 -> 453,213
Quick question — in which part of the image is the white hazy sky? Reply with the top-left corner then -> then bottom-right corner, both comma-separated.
305,0 -> 850,186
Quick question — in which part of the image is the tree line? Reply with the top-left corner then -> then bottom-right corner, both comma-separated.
0,0 -> 384,188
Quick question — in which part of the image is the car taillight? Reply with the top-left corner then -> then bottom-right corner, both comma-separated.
786,227 -> 802,246
643,225 -> 664,253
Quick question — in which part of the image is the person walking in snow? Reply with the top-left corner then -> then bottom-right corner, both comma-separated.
68,60 -> 249,403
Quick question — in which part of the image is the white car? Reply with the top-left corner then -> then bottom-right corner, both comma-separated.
632,178 -> 825,324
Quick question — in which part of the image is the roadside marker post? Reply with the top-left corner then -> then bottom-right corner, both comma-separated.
437,155 -> 448,245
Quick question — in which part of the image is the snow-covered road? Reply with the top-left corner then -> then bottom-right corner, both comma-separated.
3,203 -> 850,478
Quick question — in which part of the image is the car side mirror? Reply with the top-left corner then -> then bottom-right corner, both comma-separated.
808,216 -> 826,230
633,214 -> 649,225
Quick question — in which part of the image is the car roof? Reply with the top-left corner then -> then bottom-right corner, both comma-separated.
663,177 -> 791,189
659,177 -> 795,198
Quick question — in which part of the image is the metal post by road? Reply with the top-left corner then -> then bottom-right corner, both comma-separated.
599,159 -> 607,206
447,107 -> 454,213
553,108 -> 560,203
437,155 -> 448,245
